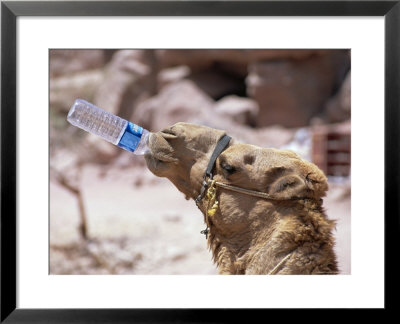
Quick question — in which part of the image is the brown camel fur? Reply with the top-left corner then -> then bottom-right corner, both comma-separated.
145,122 -> 338,274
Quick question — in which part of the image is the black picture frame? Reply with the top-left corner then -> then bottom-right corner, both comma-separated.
1,0 -> 399,322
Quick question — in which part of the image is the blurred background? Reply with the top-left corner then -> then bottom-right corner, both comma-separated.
50,49 -> 351,275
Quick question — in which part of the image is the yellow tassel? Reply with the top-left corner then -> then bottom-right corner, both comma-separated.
206,180 -> 219,217
208,200 -> 218,217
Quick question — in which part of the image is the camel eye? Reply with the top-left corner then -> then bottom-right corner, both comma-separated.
221,162 -> 236,174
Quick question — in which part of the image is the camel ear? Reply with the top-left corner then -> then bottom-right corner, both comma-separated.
269,171 -> 328,200
269,174 -> 309,200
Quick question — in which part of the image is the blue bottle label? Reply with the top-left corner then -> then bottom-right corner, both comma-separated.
117,122 -> 143,152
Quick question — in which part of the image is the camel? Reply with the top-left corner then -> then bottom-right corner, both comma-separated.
145,122 -> 338,274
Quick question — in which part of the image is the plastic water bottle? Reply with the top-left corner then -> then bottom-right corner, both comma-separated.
67,99 -> 150,155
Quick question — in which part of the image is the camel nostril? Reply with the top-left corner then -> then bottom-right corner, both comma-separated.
160,129 -> 178,139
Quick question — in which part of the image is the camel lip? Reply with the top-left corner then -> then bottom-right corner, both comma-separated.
147,133 -> 178,163
145,149 -> 173,165
147,149 -> 177,164
148,151 -> 173,163
144,153 -> 168,176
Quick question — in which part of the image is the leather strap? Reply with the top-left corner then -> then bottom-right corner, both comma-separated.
204,135 -> 232,179
195,134 -> 231,206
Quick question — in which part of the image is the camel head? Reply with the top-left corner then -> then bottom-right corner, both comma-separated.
145,122 -> 336,274
145,122 -> 328,203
